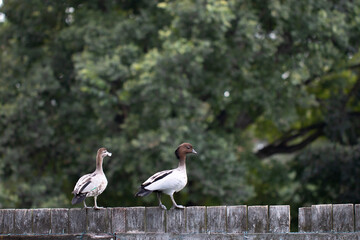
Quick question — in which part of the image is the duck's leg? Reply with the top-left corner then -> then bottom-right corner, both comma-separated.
170,194 -> 184,209
83,199 -> 89,208
93,196 -> 104,210
157,192 -> 167,210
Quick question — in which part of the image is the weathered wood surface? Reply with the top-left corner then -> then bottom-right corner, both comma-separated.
247,205 -> 269,233
186,206 -> 206,233
269,205 -> 290,233
3,232 -> 360,240
33,208 -> 51,234
0,209 -> 15,234
14,209 -> 32,234
87,208 -> 111,233
355,204 -> 360,232
51,208 -> 68,234
311,204 -> 332,232
125,207 -> 145,233
0,204 -> 360,238
68,208 -> 86,234
166,208 -> 185,234
145,207 -> 165,233
226,205 -> 247,233
206,206 -> 226,233
333,204 -> 354,232
112,207 -> 125,233
298,207 -> 311,232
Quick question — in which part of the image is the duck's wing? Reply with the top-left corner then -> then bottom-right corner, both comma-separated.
142,169 -> 183,191
141,169 -> 173,187
72,172 -> 99,195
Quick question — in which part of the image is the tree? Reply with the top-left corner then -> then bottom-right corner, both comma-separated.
0,0 -> 360,208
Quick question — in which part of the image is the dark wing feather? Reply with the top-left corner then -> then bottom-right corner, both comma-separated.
141,170 -> 173,187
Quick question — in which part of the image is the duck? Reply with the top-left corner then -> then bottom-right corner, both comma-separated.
135,143 -> 197,210
71,147 -> 112,210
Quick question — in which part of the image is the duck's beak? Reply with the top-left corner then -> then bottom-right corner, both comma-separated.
107,152 -> 112,157
192,149 -> 197,154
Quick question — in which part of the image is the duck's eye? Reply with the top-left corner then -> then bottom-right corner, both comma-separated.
186,146 -> 191,149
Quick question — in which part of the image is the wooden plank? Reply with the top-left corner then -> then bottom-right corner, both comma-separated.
68,208 -> 86,234
226,205 -> 247,233
298,207 -> 312,232
355,204 -> 360,231
33,208 -> 51,234
166,208 -> 185,234
0,209 -> 15,234
333,204 -> 354,232
269,205 -> 290,233
206,206 -> 226,233
311,204 -> 332,232
51,208 -> 68,234
87,208 -> 111,233
126,207 -> 145,233
247,206 -> 268,233
186,206 -> 206,233
14,209 -> 33,234
112,207 -> 126,233
145,207 -> 165,233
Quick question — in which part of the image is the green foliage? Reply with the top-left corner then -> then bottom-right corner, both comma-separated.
293,143 -> 360,204
0,0 -> 360,209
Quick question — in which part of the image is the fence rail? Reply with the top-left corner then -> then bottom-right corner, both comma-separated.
0,204 -> 360,239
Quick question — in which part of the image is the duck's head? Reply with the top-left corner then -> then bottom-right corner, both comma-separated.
97,148 -> 112,158
175,143 -> 197,159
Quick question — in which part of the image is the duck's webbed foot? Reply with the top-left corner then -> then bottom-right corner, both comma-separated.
93,196 -> 105,210
170,194 -> 185,210
159,203 -> 167,210
171,204 -> 185,210
157,192 -> 167,210
93,206 -> 105,210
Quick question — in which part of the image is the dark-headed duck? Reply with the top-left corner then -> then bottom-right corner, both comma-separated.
135,143 -> 197,210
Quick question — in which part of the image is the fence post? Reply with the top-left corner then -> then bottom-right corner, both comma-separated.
311,204 -> 332,232
356,204 -> 360,232
68,208 -> 86,234
0,209 -> 15,234
112,207 -> 126,233
186,206 -> 206,233
126,207 -> 145,233
14,209 -> 32,234
33,208 -> 51,234
226,205 -> 247,233
51,208 -> 69,234
145,207 -> 165,233
248,206 -> 268,233
206,206 -> 226,233
269,205 -> 290,233
87,208 -> 111,233
166,208 -> 185,234
298,207 -> 311,232
332,204 -> 354,232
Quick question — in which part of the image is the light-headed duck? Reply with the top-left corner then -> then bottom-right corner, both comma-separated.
71,147 -> 112,210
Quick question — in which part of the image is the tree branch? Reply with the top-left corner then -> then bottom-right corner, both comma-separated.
255,110 -> 360,159
304,63 -> 360,85
255,123 -> 325,159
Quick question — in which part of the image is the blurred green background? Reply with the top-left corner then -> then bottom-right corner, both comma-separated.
1,0 -> 360,223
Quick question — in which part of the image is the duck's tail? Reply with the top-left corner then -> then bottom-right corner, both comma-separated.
135,186 -> 152,197
71,193 -> 87,205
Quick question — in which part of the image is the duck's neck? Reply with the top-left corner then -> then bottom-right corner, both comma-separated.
96,155 -> 104,173
178,156 -> 186,169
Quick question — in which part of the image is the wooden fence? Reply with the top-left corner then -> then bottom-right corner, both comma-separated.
1,204 -> 360,239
